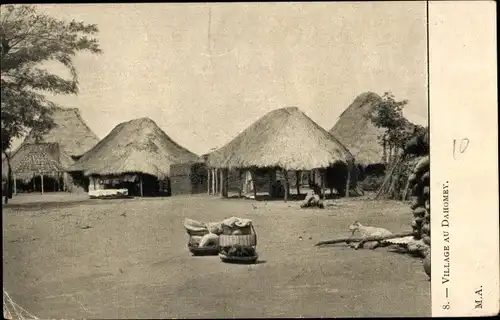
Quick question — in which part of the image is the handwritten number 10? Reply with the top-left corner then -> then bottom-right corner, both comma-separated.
453,138 -> 469,159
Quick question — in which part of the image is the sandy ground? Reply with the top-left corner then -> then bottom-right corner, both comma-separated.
3,192 -> 430,318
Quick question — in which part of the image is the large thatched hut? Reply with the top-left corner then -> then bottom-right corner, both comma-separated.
68,117 -> 201,197
2,107 -> 100,193
329,92 -> 420,193
329,92 -> 385,167
206,107 -> 356,201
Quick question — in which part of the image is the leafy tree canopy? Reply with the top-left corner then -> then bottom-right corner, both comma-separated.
366,92 -> 416,153
1,4 -> 101,153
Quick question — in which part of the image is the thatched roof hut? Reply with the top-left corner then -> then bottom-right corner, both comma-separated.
21,107 -> 100,167
68,117 -> 201,180
4,143 -> 64,182
330,92 -> 421,168
329,92 -> 386,166
207,107 -> 355,170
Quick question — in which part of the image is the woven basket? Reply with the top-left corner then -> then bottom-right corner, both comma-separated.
188,235 -> 219,256
219,225 -> 257,247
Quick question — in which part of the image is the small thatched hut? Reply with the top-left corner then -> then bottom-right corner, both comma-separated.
206,107 -> 356,201
3,143 -> 65,194
68,117 -> 201,197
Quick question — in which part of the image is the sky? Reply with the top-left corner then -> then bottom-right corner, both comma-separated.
13,2 -> 428,155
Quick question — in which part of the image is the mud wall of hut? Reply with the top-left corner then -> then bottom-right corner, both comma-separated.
66,172 -> 89,193
170,162 -> 208,196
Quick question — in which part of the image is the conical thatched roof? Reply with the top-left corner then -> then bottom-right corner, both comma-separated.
21,107 -> 100,167
207,107 -> 355,171
329,92 -> 386,166
68,117 -> 201,179
3,143 -> 64,181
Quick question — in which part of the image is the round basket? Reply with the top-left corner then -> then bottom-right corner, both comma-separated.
219,252 -> 258,263
187,234 -> 219,255
219,225 -> 257,247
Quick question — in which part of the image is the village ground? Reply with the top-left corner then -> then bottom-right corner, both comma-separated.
3,192 -> 430,318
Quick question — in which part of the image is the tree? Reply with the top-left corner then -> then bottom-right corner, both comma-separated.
366,92 -> 412,164
404,124 -> 429,156
1,4 -> 101,203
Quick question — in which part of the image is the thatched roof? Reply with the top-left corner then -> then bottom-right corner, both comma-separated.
2,143 -> 64,181
21,107 -> 100,167
329,92 -> 386,166
207,107 -> 355,171
68,117 -> 201,179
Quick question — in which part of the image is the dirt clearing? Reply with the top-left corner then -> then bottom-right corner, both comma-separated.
3,193 -> 430,318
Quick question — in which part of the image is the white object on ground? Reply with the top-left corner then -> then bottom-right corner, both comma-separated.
88,189 -> 128,198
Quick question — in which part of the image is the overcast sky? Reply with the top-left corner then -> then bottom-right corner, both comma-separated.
14,2 -> 428,155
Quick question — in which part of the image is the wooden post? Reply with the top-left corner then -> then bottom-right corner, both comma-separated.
207,168 -> 211,195
215,169 -> 218,195
283,169 -> 289,202
140,175 -> 144,197
218,169 -> 222,197
295,171 -> 301,196
12,172 -> 17,195
345,163 -> 351,198
63,172 -> 68,192
321,169 -> 326,201
251,170 -> 257,199
41,173 -> 44,195
219,169 -> 223,197
223,169 -> 226,197
211,169 -> 215,195
224,168 -> 229,197
238,170 -> 242,198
